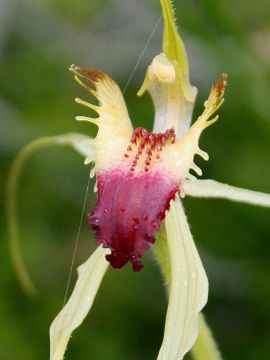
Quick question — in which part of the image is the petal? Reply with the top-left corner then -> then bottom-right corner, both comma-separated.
70,65 -> 133,173
54,132 -> 95,159
159,75 -> 227,184
49,246 -> 110,360
183,179 -> 270,207
138,0 -> 197,138
7,133 -> 95,295
158,195 -> 208,360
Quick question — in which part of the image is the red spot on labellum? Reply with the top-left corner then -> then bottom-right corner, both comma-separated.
126,127 -> 175,172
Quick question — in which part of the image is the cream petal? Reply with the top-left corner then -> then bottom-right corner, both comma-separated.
54,132 -> 96,159
183,179 -> 270,207
70,65 -> 133,172
156,75 -> 226,185
49,246 -> 110,360
157,195 -> 208,360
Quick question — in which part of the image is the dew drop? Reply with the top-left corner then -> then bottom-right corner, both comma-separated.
91,218 -> 99,225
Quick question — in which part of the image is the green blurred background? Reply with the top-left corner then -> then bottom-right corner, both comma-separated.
1,0 -> 270,359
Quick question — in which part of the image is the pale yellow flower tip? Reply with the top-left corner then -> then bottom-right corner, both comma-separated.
203,73 -> 228,118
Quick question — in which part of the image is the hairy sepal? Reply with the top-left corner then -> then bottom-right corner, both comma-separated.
138,0 -> 198,138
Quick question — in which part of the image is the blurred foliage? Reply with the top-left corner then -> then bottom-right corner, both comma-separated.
0,0 -> 270,359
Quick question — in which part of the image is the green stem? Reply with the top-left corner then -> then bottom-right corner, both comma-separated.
155,226 -> 222,360
191,314 -> 222,360
6,137 -> 60,295
6,133 -> 91,296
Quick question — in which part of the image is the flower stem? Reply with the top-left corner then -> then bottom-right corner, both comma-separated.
155,224 -> 222,360
6,133 -> 91,295
191,314 -> 222,360
6,137 -> 58,295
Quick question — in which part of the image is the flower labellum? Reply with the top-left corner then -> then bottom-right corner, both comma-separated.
88,128 -> 179,271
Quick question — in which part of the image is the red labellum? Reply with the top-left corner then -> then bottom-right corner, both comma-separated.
88,169 -> 178,271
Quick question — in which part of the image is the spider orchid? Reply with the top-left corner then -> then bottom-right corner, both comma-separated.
7,0 -> 270,360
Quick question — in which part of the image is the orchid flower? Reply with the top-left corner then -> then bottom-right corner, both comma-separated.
7,0 -> 270,360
